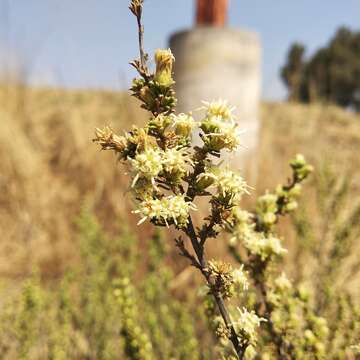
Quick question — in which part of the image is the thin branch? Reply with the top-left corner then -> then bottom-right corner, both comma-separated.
254,270 -> 295,359
136,8 -> 146,68
129,0 -> 149,77
175,237 -> 201,270
185,216 -> 248,359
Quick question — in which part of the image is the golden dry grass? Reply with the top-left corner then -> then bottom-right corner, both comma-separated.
1,84 -> 360,279
0,84 -> 148,276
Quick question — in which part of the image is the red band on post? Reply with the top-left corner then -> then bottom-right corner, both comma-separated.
196,0 -> 228,27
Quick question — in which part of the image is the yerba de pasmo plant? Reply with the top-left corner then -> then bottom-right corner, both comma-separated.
94,2 -> 255,357
92,1 -> 357,359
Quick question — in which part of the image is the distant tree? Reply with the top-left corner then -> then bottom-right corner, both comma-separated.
281,27 -> 360,111
327,27 -> 360,109
280,43 -> 305,102
303,47 -> 331,103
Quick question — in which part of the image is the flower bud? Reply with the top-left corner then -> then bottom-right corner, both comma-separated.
304,329 -> 316,344
284,200 -> 298,212
263,212 -> 277,226
297,163 -> 314,181
195,168 -> 218,191
297,284 -> 310,302
147,114 -> 172,134
172,113 -> 196,138
289,183 -> 302,197
290,154 -> 307,170
93,126 -> 127,156
139,84 -> 153,104
154,49 -> 175,87
290,154 -> 314,181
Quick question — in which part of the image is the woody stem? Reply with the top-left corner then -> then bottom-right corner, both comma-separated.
186,216 -> 248,359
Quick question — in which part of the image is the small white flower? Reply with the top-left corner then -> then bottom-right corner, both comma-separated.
228,209 -> 255,245
231,208 -> 253,225
256,192 -> 278,226
171,113 -> 197,137
199,100 -> 243,152
198,169 -> 249,200
234,307 -> 266,344
200,116 -> 244,152
162,147 -> 192,177
215,169 -> 249,198
265,236 -> 287,257
129,148 -> 163,188
274,272 -> 292,291
201,99 -> 235,120
166,195 -> 197,226
133,198 -> 166,225
243,233 -> 287,260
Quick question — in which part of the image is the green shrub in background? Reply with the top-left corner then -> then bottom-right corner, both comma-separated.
292,163 -> 360,300
223,160 -> 360,358
290,164 -> 360,359
0,210 -> 212,359
0,202 -> 358,359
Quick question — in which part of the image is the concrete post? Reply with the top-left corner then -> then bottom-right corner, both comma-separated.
169,27 -> 261,183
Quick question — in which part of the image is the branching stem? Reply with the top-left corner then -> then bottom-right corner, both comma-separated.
252,264 -> 295,359
136,9 -> 146,69
129,0 -> 149,77
185,217 -> 248,359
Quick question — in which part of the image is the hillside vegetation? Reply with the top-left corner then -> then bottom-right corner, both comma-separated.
1,84 -> 359,279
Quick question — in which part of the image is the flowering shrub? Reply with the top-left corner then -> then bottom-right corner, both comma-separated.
92,1 -> 360,358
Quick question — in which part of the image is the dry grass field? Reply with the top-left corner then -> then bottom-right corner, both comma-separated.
0,83 -> 359,359
0,83 -> 359,284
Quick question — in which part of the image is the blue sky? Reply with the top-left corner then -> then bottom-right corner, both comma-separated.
0,0 -> 359,100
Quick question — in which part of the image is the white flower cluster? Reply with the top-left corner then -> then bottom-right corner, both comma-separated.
202,99 -> 235,120
162,147 -> 192,178
235,307 -> 267,345
214,169 -> 249,204
350,344 -> 360,354
274,272 -> 292,292
200,99 -> 243,152
267,273 -> 293,306
243,232 -> 287,260
227,208 -> 253,246
230,208 -> 253,227
129,148 -> 163,188
256,192 -> 278,227
134,195 -> 196,228
129,145 -> 193,190
197,169 -> 249,206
